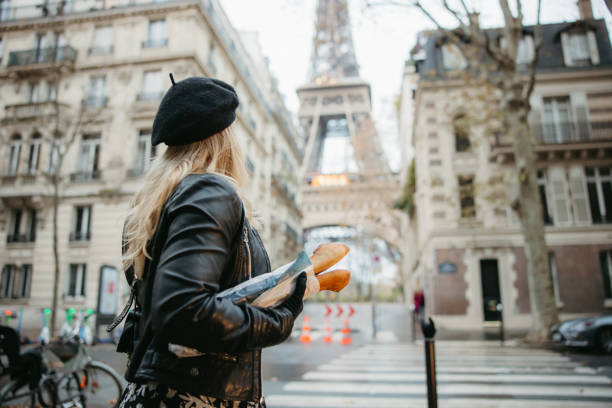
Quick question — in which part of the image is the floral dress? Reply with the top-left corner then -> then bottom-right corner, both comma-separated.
118,382 -> 266,408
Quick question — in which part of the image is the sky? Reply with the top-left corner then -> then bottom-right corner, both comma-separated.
220,0 -> 612,172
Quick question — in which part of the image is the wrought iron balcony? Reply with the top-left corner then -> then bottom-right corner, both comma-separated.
142,38 -> 168,49
88,45 -> 114,56
81,96 -> 108,108
3,101 -> 71,122
70,170 -> 101,182
69,231 -> 90,242
136,91 -> 164,102
533,120 -> 612,144
6,234 -> 35,244
127,167 -> 146,178
7,46 -> 77,68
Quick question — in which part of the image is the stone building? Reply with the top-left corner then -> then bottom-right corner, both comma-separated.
0,0 -> 302,337
399,5 -> 612,331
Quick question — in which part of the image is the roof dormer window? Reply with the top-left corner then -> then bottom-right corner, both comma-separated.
561,27 -> 600,67
441,43 -> 467,71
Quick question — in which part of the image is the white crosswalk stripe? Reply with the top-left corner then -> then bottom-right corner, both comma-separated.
265,341 -> 612,408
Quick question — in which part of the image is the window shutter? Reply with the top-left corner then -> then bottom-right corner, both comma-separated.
570,93 -> 590,141
561,32 -> 573,66
587,31 -> 600,65
549,168 -> 571,226
568,166 -> 591,225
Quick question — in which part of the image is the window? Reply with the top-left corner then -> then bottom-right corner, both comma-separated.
26,133 -> 41,175
568,33 -> 590,64
71,206 -> 91,241
500,35 -> 534,65
441,43 -> 467,71
144,20 -> 167,48
548,252 -> 562,307
208,42 -> 217,75
453,113 -> 470,152
6,134 -> 21,175
0,265 -> 31,299
28,82 -> 40,103
48,138 -> 60,174
139,70 -> 163,100
67,264 -> 86,298
601,251 -> 612,300
541,97 -> 573,143
537,170 -> 553,225
458,175 -> 476,218
47,81 -> 57,101
7,208 -> 37,243
7,209 -> 21,243
0,2 -> 9,22
134,130 -> 156,175
90,26 -> 112,55
585,167 -> 612,224
562,30 -> 599,67
84,76 -> 106,107
75,134 -> 101,180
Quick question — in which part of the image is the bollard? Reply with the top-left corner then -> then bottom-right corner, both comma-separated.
409,304 -> 416,342
421,317 -> 438,408
497,302 -> 504,345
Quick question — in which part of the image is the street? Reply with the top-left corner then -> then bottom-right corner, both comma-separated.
90,303 -> 612,408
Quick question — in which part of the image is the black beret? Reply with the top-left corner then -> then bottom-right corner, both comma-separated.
151,76 -> 239,146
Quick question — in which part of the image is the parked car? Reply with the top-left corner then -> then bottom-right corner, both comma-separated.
551,315 -> 612,353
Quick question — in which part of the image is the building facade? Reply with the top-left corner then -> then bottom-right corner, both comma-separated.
0,0 -> 302,337
399,11 -> 612,330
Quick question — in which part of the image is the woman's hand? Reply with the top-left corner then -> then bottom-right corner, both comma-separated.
278,272 -> 307,318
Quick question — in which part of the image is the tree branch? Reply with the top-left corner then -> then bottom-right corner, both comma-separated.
524,0 -> 542,101
442,0 -> 468,30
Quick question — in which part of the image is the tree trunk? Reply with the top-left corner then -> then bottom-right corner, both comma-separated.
51,173 -> 60,337
504,80 -> 559,341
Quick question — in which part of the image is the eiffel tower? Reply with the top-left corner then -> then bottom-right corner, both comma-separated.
298,0 -> 401,253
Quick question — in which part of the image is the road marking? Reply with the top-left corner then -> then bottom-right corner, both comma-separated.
302,371 -> 611,384
283,380 -> 612,398
265,394 -> 612,408
317,363 -> 597,374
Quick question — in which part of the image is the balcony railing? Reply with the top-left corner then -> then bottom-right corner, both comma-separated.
127,167 -> 145,178
533,121 -> 612,144
137,91 -> 164,102
4,101 -> 70,122
69,231 -> 90,242
142,38 -> 168,49
88,45 -> 113,56
81,96 -> 108,108
70,170 -> 101,182
8,46 -> 77,68
6,234 -> 35,244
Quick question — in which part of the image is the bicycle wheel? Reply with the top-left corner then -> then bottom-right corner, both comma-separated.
0,379 -> 36,407
80,361 -> 123,407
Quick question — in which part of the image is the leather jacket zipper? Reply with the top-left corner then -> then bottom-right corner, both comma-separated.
243,225 -> 252,279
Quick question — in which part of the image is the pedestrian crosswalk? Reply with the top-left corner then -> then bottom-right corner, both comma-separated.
265,341 -> 612,408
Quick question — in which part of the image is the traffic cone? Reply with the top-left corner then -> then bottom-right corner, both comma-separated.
322,317 -> 333,343
340,318 -> 352,345
299,316 -> 312,344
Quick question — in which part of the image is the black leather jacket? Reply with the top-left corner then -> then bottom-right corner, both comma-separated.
117,173 -> 296,402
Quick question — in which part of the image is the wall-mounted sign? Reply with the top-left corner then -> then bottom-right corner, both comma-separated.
438,262 -> 457,274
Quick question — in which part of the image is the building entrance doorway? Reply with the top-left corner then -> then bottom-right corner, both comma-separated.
480,259 -> 501,321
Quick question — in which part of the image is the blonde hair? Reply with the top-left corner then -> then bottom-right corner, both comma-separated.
123,126 -> 254,279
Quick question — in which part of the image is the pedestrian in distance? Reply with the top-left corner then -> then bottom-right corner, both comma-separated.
109,75 -> 307,408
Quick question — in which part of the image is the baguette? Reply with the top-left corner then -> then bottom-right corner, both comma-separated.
310,243 -> 350,275
316,269 -> 351,292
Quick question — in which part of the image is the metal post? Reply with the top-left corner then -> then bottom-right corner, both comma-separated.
421,318 -> 438,408
497,302 -> 504,345
409,304 -> 416,342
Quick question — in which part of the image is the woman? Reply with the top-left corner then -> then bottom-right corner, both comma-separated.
112,76 -> 306,407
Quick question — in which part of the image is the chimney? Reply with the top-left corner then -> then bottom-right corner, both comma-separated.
577,0 -> 594,20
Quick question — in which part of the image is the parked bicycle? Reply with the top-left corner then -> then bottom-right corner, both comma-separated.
0,310 -> 124,407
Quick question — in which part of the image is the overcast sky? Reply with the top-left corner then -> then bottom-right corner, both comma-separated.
221,0 -> 612,172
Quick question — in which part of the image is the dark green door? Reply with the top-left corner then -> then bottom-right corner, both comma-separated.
480,259 -> 501,321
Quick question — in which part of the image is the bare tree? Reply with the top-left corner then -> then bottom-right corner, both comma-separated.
370,0 -> 558,341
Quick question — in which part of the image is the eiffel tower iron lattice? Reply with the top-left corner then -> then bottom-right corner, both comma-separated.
298,0 -> 402,251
